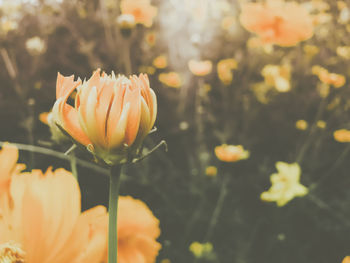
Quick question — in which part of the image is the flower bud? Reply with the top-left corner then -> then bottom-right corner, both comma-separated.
117,14 -> 136,37
52,69 -> 157,165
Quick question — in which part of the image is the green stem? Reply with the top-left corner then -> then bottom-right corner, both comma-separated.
108,165 -> 123,263
204,174 -> 229,241
70,152 -> 78,181
0,141 -> 109,176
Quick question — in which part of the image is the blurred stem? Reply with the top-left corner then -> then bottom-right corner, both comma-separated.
122,38 -> 132,75
295,96 -> 327,163
1,47 -> 35,168
100,0 -> 116,55
195,78 -> 208,174
204,174 -> 229,241
108,165 -> 123,263
0,48 -> 22,98
307,193 -> 350,227
310,143 -> 350,191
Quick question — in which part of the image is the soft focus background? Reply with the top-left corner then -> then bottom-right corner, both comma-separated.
1,0 -> 350,262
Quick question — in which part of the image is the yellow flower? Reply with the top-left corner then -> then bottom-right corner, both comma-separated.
261,64 -> 291,92
188,60 -> 213,76
261,162 -> 308,207
189,242 -> 213,258
337,46 -> 350,59
303,44 -> 319,58
25,37 -> 46,56
120,0 -> 157,27
153,55 -> 168,69
217,58 -> 238,85
316,120 -> 326,129
158,72 -> 182,88
334,129 -> 350,143
295,120 -> 308,130
214,144 -> 249,163
312,66 -> 346,88
205,166 -> 217,177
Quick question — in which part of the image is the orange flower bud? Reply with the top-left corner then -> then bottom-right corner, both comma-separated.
214,144 -> 250,163
52,69 -> 157,165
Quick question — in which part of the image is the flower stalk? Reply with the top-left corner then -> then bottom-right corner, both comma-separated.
108,165 -> 123,263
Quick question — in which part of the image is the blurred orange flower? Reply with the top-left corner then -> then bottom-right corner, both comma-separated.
188,60 -> 212,76
110,196 -> 161,263
343,256 -> 350,263
158,72 -> 182,88
145,31 -> 156,46
239,0 -> 314,46
52,69 -> 157,165
153,55 -> 167,69
217,58 -> 238,85
205,166 -> 218,177
312,66 -> 346,88
215,144 -> 249,162
120,0 -> 157,27
334,129 -> 350,143
0,143 -> 108,263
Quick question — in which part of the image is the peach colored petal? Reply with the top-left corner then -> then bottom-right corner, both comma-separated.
123,86 -> 141,146
0,143 -> 19,195
56,73 -> 80,99
60,102 -> 91,146
21,169 -> 81,263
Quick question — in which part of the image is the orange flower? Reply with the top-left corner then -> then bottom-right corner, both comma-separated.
145,31 -> 156,46
52,69 -> 157,165
239,0 -> 314,46
214,144 -> 250,162
120,0 -> 157,27
188,60 -> 212,76
152,55 -> 167,69
205,166 -> 217,177
343,256 -> 350,263
312,66 -> 346,88
217,58 -> 238,85
334,129 -> 350,142
158,72 -> 182,88
0,143 -> 108,263
110,196 -> 161,263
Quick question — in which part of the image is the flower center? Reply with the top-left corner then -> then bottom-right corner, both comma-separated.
0,242 -> 25,263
